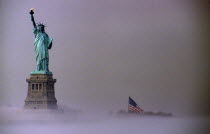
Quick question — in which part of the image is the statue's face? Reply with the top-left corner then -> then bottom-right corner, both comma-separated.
38,25 -> 45,32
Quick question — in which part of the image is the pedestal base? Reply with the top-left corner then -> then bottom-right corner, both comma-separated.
24,74 -> 57,110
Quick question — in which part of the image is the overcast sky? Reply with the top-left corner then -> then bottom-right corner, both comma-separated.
0,0 -> 209,116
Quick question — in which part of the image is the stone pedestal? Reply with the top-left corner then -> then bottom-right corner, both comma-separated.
24,74 -> 58,109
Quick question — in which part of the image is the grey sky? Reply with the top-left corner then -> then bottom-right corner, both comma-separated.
0,0 -> 208,116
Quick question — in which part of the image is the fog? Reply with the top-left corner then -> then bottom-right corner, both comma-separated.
0,0 -> 209,133
2,118 -> 209,134
0,106 -> 209,134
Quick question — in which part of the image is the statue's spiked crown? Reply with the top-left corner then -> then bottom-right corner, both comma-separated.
37,23 -> 46,28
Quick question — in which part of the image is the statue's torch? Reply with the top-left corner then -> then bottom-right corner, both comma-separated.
30,8 -> 34,15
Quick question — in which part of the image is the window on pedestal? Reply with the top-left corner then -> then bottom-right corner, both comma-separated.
36,84 -> 38,90
32,84 -> 34,90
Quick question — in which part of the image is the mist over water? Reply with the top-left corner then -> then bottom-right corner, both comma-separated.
0,0 -> 209,133
0,106 -> 209,134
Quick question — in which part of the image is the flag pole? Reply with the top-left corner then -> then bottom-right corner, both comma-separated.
128,96 -> 129,113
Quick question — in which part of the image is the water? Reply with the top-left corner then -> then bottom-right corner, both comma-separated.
0,107 -> 209,134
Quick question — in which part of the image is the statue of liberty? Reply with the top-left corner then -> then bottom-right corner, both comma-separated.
30,9 -> 53,74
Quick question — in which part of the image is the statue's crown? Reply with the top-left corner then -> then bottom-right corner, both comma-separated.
37,22 -> 46,27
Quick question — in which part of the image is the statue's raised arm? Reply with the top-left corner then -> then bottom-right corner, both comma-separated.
30,8 -> 36,29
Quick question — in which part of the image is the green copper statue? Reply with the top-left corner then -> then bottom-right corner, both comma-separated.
30,9 -> 53,74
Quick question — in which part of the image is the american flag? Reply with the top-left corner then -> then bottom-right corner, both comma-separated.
128,96 -> 144,112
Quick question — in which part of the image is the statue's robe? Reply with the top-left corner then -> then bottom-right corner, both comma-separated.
33,28 -> 53,73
